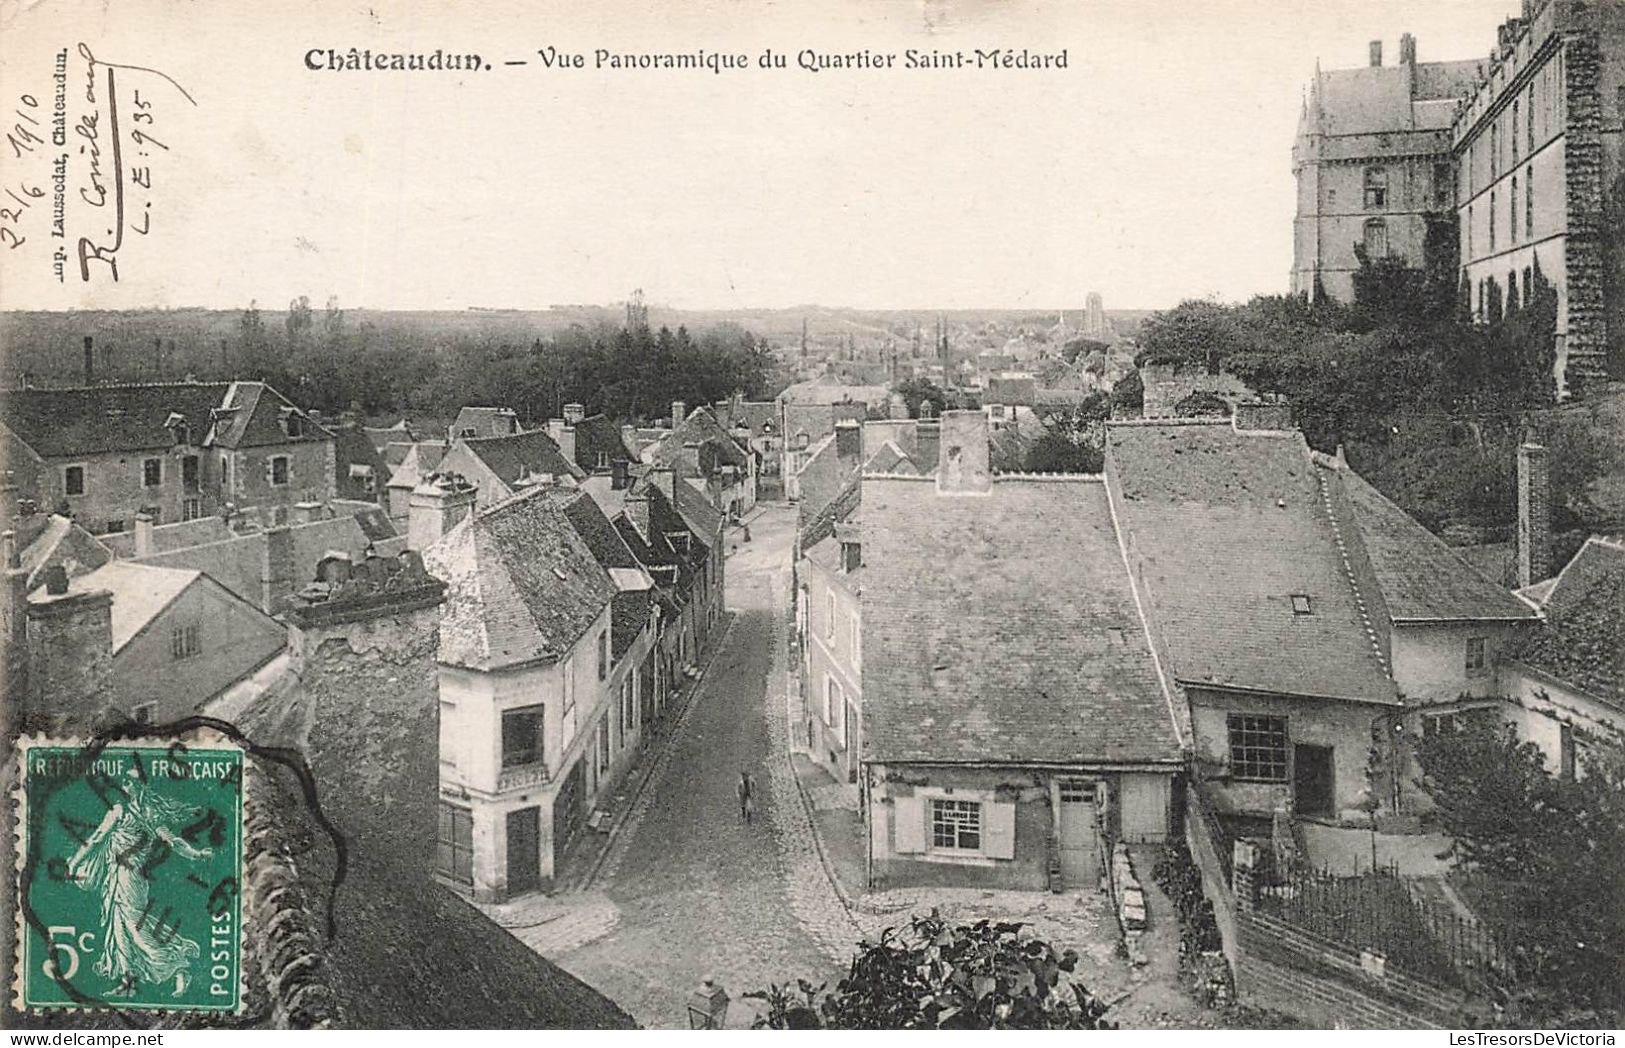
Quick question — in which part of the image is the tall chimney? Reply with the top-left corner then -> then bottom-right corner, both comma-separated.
562,402 -> 585,426
834,419 -> 862,461
1369,40 -> 1383,67
1517,443 -> 1550,588
133,512 -> 155,558
1399,33 -> 1416,65
408,473 -> 478,552
650,466 -> 677,505
936,410 -> 992,495
26,582 -> 115,727
283,552 -> 447,882
83,336 -> 94,386
672,401 -> 686,431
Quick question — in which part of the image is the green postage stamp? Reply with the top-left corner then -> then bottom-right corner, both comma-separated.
13,735 -> 246,1014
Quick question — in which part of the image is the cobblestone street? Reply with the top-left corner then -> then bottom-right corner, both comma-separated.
551,504 -> 851,1028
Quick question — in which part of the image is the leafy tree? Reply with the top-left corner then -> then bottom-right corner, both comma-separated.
747,913 -> 1114,1030
1415,720 -> 1625,1026
892,377 -> 949,419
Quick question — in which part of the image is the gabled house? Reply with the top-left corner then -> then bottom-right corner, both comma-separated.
332,422 -> 392,508
713,393 -> 782,482
0,380 -> 335,535
555,407 -> 638,477
1104,408 -> 1541,822
642,404 -> 758,519
1501,536 -> 1625,775
385,439 -> 448,525
450,406 -> 522,441
436,430 -> 587,513
420,477 -> 655,899
862,411 -> 1184,892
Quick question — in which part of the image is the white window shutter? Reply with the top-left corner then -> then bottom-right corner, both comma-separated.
982,801 -> 1016,859
893,795 -> 926,854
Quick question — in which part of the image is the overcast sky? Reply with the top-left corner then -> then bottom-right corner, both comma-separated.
0,0 -> 1517,313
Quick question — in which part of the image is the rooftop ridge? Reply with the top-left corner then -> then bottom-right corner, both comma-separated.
1,379 -> 233,392
1105,417 -> 1231,428
1315,468 -> 1392,680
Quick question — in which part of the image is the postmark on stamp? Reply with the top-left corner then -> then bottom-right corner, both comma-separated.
13,734 -> 245,1014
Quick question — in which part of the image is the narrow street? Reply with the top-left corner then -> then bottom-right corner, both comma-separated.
553,503 -> 849,1028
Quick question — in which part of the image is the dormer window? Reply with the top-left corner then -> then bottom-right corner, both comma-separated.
1291,594 -> 1313,616
165,411 -> 191,446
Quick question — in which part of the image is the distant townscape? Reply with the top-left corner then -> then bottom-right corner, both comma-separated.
4,0 -> 1623,1034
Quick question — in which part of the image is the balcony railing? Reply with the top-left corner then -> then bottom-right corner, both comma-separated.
497,760 -> 550,792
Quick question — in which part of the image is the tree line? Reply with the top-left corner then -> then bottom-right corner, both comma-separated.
235,296 -> 783,425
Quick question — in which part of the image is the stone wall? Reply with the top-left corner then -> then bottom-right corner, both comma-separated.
24,588 -> 113,726
285,581 -> 447,879
1562,24 -> 1609,392
1140,364 -> 1257,419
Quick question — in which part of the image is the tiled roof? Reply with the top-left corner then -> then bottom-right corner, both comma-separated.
1334,463 -> 1538,622
386,441 -> 448,490
1106,421 -> 1398,705
800,472 -> 862,551
571,414 -> 634,470
646,407 -> 751,470
862,475 -> 1182,765
1505,537 -> 1623,705
713,399 -> 777,436
610,589 -> 651,660
460,430 -> 586,488
452,406 -> 521,439
16,514 -> 111,589
668,477 -> 723,544
862,440 -> 917,477
424,485 -> 614,671
333,425 -> 391,503
0,381 -> 329,459
62,561 -> 198,650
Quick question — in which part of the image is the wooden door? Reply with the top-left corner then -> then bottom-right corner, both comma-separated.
1293,744 -> 1334,817
1056,779 -> 1099,888
507,807 -> 541,894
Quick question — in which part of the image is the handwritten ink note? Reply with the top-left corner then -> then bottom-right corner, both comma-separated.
2,44 -> 195,286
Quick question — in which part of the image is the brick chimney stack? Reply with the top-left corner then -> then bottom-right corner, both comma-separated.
672,401 -> 687,431
1399,33 -> 1416,65
937,410 -> 992,495
546,418 -> 577,465
408,473 -> 478,552
83,336 -> 95,386
283,551 -> 448,879
562,402 -> 585,426
1369,39 -> 1383,67
1517,443 -> 1551,588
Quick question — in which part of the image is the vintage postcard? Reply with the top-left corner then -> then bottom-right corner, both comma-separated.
1,0 -> 1621,1035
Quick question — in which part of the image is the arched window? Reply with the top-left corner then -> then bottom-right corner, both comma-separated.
1507,270 -> 1520,313
1512,101 -> 1520,162
1511,176 -> 1519,242
1363,166 -> 1388,209
1363,218 -> 1389,259
1490,191 -> 1497,251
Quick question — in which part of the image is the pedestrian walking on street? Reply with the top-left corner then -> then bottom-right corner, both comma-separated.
737,770 -> 755,824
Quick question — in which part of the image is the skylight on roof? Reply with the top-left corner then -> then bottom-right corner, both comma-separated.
1291,594 -> 1313,616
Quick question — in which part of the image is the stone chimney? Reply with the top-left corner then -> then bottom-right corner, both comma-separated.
611,459 -> 630,491
1233,395 -> 1295,432
261,524 -> 296,615
937,410 -> 991,495
283,550 -> 448,879
1399,32 -> 1416,65
133,512 -> 155,557
26,568 -> 115,727
82,336 -> 95,386
834,419 -> 862,460
672,401 -> 686,430
1369,39 -> 1383,67
563,402 -> 585,426
619,424 -> 639,456
1517,443 -> 1550,588
408,473 -> 478,551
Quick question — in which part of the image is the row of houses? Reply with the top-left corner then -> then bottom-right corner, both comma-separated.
795,406 -> 1622,893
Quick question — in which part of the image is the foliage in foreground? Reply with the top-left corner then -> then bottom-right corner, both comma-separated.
1416,720 -> 1625,1027
746,912 -> 1115,1030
